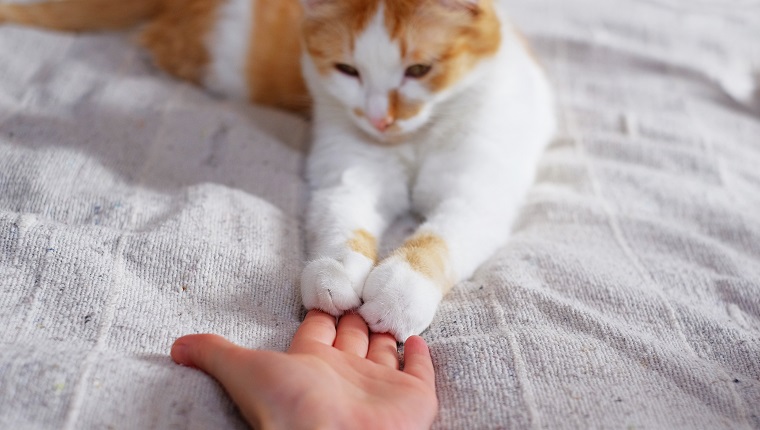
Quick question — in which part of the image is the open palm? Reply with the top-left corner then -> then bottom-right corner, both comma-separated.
171,310 -> 438,430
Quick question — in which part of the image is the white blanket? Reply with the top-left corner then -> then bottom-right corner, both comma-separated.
1,0 -> 759,428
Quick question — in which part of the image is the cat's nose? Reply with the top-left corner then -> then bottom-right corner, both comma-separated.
369,115 -> 393,132
366,93 -> 394,132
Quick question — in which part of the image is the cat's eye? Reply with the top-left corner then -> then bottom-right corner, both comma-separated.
405,64 -> 432,79
335,63 -> 360,78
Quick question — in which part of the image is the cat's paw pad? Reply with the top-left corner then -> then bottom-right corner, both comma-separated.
359,256 -> 443,341
300,256 -> 370,315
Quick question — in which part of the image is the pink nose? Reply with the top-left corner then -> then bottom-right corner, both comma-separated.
370,116 -> 393,132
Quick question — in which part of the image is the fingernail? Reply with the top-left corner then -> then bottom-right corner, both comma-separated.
171,342 -> 192,366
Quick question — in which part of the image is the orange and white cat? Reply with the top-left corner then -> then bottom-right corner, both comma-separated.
0,0 -> 555,341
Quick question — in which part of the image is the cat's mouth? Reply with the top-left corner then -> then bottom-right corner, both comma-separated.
356,120 -> 411,147
352,108 -> 421,146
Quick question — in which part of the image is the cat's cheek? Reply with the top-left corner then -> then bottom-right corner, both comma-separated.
399,83 -> 431,104
359,256 -> 443,342
300,256 -> 370,315
322,76 -> 363,109
395,110 -> 431,135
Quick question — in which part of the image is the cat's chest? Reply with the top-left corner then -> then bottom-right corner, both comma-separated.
388,139 -> 460,200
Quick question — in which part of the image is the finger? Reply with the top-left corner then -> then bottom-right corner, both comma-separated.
333,313 -> 370,356
171,334 -> 241,381
172,335 -> 269,428
402,336 -> 436,391
289,310 -> 337,352
367,332 -> 399,369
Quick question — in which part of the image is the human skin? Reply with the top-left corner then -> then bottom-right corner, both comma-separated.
171,310 -> 439,430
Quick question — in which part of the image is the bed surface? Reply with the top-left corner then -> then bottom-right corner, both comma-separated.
1,0 -> 759,428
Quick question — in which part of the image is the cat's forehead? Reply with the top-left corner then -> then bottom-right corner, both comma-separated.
303,0 -> 482,54
353,4 -> 403,78
303,0 -> 426,32
302,0 -> 500,89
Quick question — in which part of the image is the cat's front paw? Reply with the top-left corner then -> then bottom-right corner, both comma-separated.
359,256 -> 443,341
300,255 -> 372,316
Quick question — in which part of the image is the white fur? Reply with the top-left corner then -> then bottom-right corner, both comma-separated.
360,256 -> 443,340
203,0 -> 252,100
300,4 -> 556,341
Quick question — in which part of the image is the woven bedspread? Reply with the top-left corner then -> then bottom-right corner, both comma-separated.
1,0 -> 759,428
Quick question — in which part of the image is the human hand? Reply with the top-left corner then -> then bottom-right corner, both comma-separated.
171,310 -> 438,430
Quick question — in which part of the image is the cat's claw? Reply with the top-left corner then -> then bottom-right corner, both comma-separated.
359,256 -> 443,342
301,257 -> 368,315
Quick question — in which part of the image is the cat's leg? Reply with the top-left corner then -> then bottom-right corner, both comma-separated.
301,149 -> 409,316
360,150 -> 538,341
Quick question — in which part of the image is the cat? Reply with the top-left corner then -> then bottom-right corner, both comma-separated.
0,0 -> 556,341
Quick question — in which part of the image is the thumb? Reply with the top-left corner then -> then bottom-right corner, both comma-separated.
171,335 -> 271,428
402,335 -> 436,391
171,334 -> 241,379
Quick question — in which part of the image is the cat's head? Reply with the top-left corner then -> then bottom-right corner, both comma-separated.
300,0 -> 501,143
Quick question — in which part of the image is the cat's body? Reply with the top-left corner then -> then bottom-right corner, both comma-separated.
0,0 -> 309,111
0,0 -> 555,341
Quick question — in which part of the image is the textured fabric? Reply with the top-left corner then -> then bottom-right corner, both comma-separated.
1,0 -> 759,428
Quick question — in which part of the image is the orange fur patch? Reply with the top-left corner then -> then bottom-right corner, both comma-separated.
348,229 -> 378,262
395,232 -> 453,292
247,0 -> 310,113
389,0 -> 502,92
139,0 -> 222,84
388,90 -> 423,122
0,0 -> 161,31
